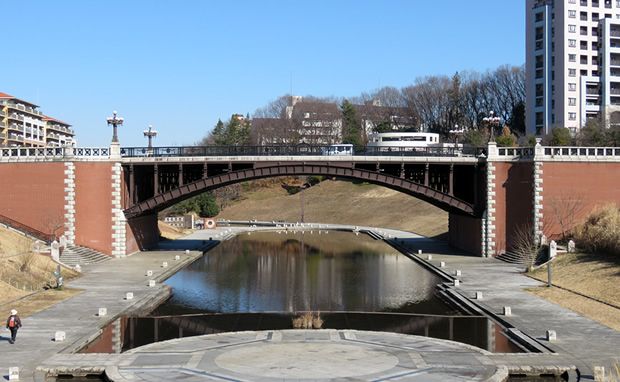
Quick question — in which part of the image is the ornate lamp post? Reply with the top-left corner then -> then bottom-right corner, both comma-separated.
448,124 -> 466,147
106,111 -> 124,143
483,111 -> 501,142
143,125 -> 158,149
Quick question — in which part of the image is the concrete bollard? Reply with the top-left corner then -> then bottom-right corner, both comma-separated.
125,292 -> 134,300
453,279 -> 460,287
74,264 -> 81,272
427,254 -> 432,260
146,270 -> 153,277
546,330 -> 557,341
54,331 -> 66,342
175,255 -> 181,261
418,249 -> 423,255
503,306 -> 512,316
454,270 -> 462,277
475,291 -> 483,300
8,367 -> 19,381
162,262 -> 168,268
439,261 -> 446,268
185,249 -> 190,254
148,280 -> 156,287
98,308 -> 107,317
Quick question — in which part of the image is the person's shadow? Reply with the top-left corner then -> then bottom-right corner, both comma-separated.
0,334 -> 11,343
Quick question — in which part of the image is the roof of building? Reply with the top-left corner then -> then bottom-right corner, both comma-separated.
291,101 -> 340,120
0,91 -> 40,107
42,115 -> 71,127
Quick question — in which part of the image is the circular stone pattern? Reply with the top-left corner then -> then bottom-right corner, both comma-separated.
215,342 -> 400,379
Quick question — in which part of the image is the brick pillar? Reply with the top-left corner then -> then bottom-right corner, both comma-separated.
63,162 -> 76,245
533,140 -> 544,244
485,142 -> 498,257
111,163 -> 126,257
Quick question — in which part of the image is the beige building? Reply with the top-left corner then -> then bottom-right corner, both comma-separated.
526,0 -> 620,135
0,92 -> 74,147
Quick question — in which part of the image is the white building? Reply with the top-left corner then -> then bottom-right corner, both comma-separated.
0,92 -> 75,147
526,0 -> 620,135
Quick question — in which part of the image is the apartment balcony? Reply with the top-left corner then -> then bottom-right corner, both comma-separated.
8,123 -> 23,132
7,103 -> 42,118
8,113 -> 24,122
46,124 -> 74,135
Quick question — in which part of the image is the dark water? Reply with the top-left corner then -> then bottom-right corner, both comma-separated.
153,231 -> 453,315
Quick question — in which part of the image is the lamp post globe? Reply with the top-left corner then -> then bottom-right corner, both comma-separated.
482,111 -> 500,142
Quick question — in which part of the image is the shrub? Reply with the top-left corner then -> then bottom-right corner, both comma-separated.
575,204 -> 620,256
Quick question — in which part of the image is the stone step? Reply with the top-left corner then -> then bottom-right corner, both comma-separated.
59,245 -> 111,267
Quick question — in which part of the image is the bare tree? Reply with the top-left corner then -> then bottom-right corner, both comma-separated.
510,223 -> 542,272
546,192 -> 586,242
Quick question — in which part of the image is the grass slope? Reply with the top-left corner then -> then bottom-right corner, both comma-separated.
216,180 -> 448,239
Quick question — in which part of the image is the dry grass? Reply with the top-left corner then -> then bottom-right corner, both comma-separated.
576,204 -> 620,256
527,287 -> 620,331
0,226 -> 80,308
529,252 -> 620,307
158,220 -> 191,240
217,179 -> 448,238
0,288 -> 82,318
292,312 -> 323,329
528,251 -> 620,331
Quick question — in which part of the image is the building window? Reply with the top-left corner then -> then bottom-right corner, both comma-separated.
569,83 -> 577,91
569,39 -> 577,47
569,112 -> 577,121
592,41 -> 598,51
569,10 -> 576,18
536,12 -> 544,22
569,0 -> 576,3
569,68 -> 577,77
569,53 -> 577,62
569,98 -> 577,106
569,24 -> 577,33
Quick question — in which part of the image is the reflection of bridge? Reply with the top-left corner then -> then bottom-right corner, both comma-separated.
1,142 -> 620,257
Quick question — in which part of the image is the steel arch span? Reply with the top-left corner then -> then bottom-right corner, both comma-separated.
123,164 -> 475,218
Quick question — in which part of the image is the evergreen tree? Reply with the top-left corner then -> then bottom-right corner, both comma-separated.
341,100 -> 362,146
212,119 -> 227,145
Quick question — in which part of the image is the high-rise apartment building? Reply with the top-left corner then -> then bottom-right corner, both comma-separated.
0,92 -> 74,147
526,0 -> 620,135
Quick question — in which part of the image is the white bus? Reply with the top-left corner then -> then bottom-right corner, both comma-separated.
367,132 -> 441,151
322,144 -> 354,156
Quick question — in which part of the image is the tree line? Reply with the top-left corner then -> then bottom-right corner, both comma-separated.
200,63 -> 619,147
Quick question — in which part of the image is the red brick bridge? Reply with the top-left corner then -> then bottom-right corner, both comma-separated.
1,143 -> 619,258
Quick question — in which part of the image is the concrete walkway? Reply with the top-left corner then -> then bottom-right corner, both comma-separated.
0,238 -> 212,381
384,232 -> 620,381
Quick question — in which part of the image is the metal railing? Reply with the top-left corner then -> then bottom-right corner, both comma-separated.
120,145 -> 487,158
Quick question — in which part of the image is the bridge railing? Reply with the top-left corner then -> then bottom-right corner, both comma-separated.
542,146 -> 620,158
0,146 -> 111,160
120,145 -> 487,158
0,147 -> 65,159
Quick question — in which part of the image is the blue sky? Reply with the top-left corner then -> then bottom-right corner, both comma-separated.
1,1 -> 524,147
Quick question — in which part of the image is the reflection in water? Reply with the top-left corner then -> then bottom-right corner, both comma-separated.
80,313 -> 523,354
154,231 -> 453,315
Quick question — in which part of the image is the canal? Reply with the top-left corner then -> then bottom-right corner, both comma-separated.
80,230 -> 523,355
152,230 -> 453,315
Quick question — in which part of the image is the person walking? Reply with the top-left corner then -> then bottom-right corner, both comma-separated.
6,309 -> 22,344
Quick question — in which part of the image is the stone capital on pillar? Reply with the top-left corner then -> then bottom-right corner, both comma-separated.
534,137 -> 544,160
486,141 -> 499,160
110,142 -> 121,160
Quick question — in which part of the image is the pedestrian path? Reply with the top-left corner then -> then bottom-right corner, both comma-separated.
0,244 -> 206,381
